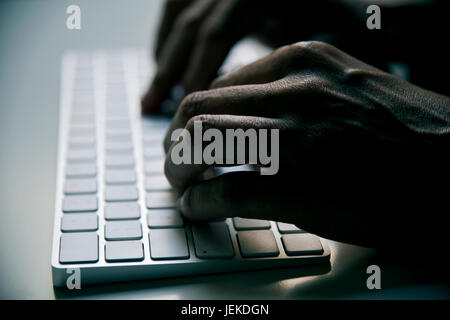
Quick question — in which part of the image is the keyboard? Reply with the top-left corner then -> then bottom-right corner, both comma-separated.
51,49 -> 331,287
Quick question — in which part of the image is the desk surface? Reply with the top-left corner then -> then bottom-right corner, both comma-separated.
0,0 -> 449,299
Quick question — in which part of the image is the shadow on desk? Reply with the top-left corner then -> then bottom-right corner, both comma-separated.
53,243 -> 450,299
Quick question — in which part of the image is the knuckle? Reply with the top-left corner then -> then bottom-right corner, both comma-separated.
215,176 -> 233,205
198,21 -> 226,43
185,114 -> 212,132
290,74 -> 329,95
283,41 -> 337,72
292,41 -> 329,53
306,75 -> 329,93
274,44 -> 294,60
210,77 -> 222,89
180,187 -> 195,218
288,41 -> 330,61
214,173 -> 246,209
152,71 -> 170,85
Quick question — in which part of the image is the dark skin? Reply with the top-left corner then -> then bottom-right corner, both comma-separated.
142,0 -> 450,250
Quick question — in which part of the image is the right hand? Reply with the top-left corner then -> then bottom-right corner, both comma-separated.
161,41 -> 450,250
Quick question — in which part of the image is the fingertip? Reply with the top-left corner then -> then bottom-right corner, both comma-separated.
141,80 -> 171,115
178,187 -> 193,219
209,73 -> 231,89
182,76 -> 206,95
209,76 -> 223,89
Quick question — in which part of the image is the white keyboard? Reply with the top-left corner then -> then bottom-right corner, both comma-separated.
51,50 -> 331,287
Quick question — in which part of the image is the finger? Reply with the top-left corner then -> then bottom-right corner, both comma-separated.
142,0 -> 217,114
180,169 -> 424,250
155,0 -> 192,62
164,114 -> 288,191
210,44 -> 294,89
178,171 -> 300,222
163,77 -> 313,151
177,170 -> 394,249
181,0 -> 257,93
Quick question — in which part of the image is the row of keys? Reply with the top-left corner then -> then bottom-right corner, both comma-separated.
59,227 -> 323,264
61,209 -> 302,235
60,208 -> 183,231
61,190 -> 177,209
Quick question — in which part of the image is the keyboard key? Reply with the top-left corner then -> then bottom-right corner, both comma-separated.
69,136 -> 96,149
281,234 -> 324,256
61,213 -> 98,232
66,163 -> 97,178
144,160 -> 164,175
106,132 -> 131,142
104,201 -> 140,220
64,178 -> 97,194
145,175 -> 172,191
105,186 -> 138,202
63,195 -> 98,212
105,240 -> 144,262
149,229 -> 189,260
143,133 -> 165,144
233,218 -> 271,230
141,118 -> 170,129
237,230 -> 279,258
105,169 -> 136,184
106,119 -> 130,130
59,232 -> 98,263
105,221 -> 142,240
192,222 -> 234,259
277,222 -> 304,234
67,149 -> 96,162
147,209 -> 183,228
146,191 -> 177,209
105,155 -> 135,168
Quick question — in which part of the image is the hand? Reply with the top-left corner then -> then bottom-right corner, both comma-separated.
163,41 -> 450,250
141,0 -> 362,114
